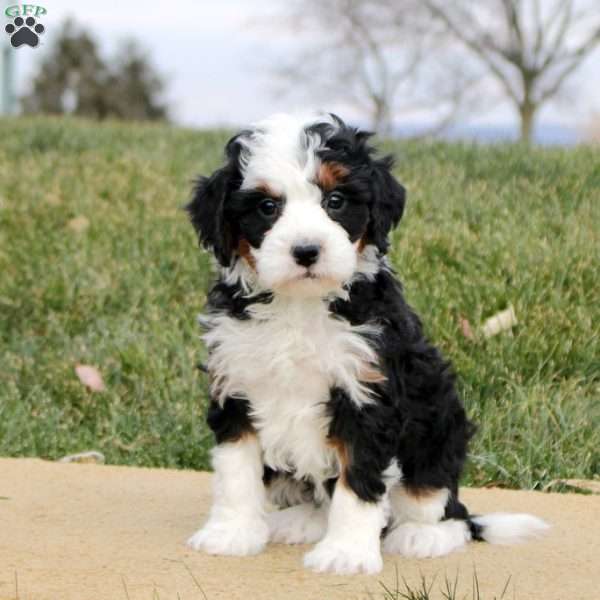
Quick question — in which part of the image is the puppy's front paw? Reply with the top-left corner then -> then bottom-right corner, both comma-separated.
187,516 -> 268,556
303,539 -> 383,575
267,504 -> 326,544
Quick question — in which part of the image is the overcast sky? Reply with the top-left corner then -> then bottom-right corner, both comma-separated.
4,0 -> 600,133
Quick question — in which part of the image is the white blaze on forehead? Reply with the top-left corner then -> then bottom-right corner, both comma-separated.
238,113 -> 339,195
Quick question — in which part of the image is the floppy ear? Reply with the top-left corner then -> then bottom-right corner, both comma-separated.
367,156 -> 406,254
186,133 -> 248,266
186,166 -> 236,267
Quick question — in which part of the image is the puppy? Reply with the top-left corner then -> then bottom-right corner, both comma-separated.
185,113 -> 548,574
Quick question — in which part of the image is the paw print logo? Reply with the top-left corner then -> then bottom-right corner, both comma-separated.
5,16 -> 45,48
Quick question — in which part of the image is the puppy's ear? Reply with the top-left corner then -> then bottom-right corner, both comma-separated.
187,166 -> 236,266
367,156 -> 406,254
186,133 -> 247,266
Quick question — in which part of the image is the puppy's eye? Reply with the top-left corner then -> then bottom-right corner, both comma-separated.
324,192 -> 346,213
258,199 -> 277,217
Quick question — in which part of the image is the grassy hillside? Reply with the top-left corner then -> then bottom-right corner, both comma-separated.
0,116 -> 598,489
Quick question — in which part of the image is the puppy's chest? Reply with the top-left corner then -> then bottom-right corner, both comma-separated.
204,296 -> 377,480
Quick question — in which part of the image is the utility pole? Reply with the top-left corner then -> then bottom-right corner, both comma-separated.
0,0 -> 17,116
1,38 -> 16,115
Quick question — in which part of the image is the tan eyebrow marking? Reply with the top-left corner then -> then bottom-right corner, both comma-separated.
255,182 -> 281,199
317,161 -> 350,191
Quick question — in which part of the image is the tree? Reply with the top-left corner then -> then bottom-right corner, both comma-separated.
103,40 -> 168,121
22,20 -> 168,121
423,0 -> 600,142
273,0 -> 475,136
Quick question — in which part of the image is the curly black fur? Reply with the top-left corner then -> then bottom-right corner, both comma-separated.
328,269 -> 475,501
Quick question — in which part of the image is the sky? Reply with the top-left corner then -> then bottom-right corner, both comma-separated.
3,0 -> 600,137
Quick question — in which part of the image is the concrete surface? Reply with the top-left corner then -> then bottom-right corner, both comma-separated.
0,458 -> 598,600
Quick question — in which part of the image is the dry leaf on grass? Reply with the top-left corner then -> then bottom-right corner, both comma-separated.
67,216 -> 90,233
459,316 -> 475,340
75,364 -> 105,392
59,451 -> 105,464
481,305 -> 518,338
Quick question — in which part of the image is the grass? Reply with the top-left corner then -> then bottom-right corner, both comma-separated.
374,567 -> 512,600
0,116 -> 598,488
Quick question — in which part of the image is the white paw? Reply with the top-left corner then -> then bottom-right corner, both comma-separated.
383,520 -> 469,558
267,504 -> 327,545
303,538 -> 383,575
187,516 -> 268,556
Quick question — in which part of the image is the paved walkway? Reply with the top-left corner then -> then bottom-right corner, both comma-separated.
0,458 -> 598,600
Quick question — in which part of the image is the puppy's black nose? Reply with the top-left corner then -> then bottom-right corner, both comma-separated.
292,244 -> 321,267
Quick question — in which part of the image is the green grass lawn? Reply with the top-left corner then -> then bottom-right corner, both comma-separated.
0,116 -> 598,489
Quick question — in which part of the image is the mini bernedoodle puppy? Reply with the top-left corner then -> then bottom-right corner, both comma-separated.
185,113 -> 548,575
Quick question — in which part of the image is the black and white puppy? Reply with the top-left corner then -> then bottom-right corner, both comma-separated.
185,113 -> 548,574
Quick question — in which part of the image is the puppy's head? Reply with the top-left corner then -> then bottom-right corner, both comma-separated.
187,113 -> 405,296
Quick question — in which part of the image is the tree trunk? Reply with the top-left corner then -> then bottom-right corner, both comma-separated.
372,96 -> 392,137
519,101 -> 536,143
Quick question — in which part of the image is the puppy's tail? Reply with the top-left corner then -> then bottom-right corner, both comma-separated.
466,512 -> 550,545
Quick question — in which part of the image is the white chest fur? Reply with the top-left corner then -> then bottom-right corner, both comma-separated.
202,295 -> 380,484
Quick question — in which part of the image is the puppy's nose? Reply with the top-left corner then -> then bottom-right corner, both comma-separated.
292,244 -> 321,267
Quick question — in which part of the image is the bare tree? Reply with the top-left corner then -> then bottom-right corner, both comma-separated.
273,0 -> 474,136
423,0 -> 600,142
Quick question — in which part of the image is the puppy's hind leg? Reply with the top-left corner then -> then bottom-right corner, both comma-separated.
383,483 -> 549,558
383,484 -> 471,559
